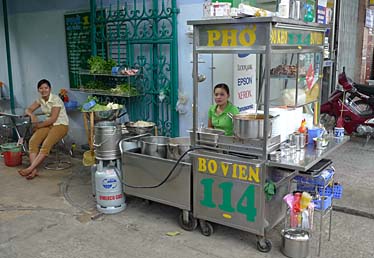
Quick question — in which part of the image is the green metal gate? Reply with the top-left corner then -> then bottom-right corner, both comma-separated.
90,0 -> 179,136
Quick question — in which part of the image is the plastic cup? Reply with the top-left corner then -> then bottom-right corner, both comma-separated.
334,127 -> 344,138
307,128 -> 323,144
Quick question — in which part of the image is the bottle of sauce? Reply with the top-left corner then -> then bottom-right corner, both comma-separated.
300,192 -> 312,210
298,119 -> 308,144
290,192 -> 302,227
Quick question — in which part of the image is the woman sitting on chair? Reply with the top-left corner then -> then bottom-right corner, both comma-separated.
18,79 -> 69,179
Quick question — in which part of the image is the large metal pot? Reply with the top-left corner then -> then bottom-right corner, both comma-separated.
281,228 -> 310,258
94,122 -> 122,160
167,137 -> 191,161
230,113 -> 274,139
140,136 -> 169,158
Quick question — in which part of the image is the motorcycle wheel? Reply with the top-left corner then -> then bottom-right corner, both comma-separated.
320,113 -> 336,131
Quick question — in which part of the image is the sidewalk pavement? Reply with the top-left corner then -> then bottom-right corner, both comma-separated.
1,136 -> 373,258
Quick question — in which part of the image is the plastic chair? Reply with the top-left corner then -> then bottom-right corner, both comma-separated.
44,138 -> 72,170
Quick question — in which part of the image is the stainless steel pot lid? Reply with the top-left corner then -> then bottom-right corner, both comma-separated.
281,229 -> 310,241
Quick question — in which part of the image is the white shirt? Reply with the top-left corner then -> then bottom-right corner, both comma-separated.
38,93 -> 69,126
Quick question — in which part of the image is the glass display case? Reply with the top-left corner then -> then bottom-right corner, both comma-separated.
269,52 -> 323,107
190,17 -> 326,133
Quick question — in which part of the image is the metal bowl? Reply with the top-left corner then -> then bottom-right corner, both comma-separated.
85,108 -> 126,122
126,122 -> 155,135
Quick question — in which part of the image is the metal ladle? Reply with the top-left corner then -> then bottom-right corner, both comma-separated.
192,73 -> 206,83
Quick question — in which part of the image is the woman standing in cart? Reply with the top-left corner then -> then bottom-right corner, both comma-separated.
18,79 -> 69,179
208,83 -> 239,136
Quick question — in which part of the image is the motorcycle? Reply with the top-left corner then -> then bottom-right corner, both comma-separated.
320,67 -> 374,144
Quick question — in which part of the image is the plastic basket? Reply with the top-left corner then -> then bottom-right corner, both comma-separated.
294,169 -> 334,187
317,187 -> 333,196
313,193 -> 332,211
3,151 -> 22,167
64,101 -> 78,108
318,184 -> 343,199
296,184 -> 316,194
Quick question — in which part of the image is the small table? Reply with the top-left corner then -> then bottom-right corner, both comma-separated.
0,111 -> 32,152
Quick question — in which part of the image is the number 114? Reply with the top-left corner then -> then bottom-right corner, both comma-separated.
200,178 -> 257,222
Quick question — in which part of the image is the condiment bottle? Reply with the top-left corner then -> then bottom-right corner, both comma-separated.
300,192 -> 312,210
290,192 -> 302,228
293,192 -> 302,213
298,119 -> 308,145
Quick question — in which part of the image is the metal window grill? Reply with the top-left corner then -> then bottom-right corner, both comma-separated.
90,0 -> 179,136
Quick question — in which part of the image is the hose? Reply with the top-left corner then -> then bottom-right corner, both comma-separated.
114,146 -> 208,189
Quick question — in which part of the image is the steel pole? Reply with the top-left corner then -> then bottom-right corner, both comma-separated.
2,0 -> 15,112
171,0 -> 180,137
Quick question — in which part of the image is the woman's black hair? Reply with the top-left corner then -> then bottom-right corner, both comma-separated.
214,83 -> 230,95
37,79 -> 51,89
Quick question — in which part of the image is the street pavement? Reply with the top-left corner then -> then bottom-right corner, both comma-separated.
1,136 -> 373,258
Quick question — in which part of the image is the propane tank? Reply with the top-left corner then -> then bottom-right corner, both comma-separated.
95,163 -> 126,214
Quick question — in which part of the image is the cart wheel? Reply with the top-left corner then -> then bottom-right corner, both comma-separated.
178,212 -> 198,231
200,221 -> 214,237
256,239 -> 272,253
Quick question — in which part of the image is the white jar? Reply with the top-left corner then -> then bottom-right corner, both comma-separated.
278,0 -> 290,18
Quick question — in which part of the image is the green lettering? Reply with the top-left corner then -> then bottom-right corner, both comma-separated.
200,178 -> 216,208
237,185 -> 257,222
218,182 -> 235,212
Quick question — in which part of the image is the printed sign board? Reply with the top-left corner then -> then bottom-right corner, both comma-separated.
233,53 -> 257,112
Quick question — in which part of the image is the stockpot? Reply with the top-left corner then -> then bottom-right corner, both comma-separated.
167,137 -> 191,161
281,228 -> 310,258
94,121 -> 122,160
228,113 -> 275,139
140,136 -> 169,158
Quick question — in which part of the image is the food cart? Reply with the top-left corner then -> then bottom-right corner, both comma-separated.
186,17 -> 348,252
119,16 -> 349,253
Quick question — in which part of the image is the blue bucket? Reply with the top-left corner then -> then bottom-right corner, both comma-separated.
307,128 -> 323,144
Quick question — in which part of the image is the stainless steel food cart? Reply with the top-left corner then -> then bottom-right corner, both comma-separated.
120,139 -> 198,231
119,16 -> 348,254
187,17 -> 348,252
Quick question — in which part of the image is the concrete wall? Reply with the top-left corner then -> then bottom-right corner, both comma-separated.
0,0 -> 90,145
336,0 -> 359,80
0,0 -> 214,143
177,2 -> 213,136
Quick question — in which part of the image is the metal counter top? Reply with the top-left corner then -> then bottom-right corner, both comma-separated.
267,136 -> 350,171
